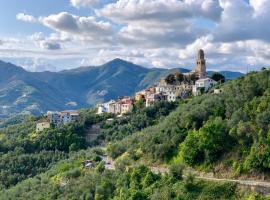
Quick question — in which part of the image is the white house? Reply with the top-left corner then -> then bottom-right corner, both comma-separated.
192,78 -> 217,96
97,104 -> 107,114
166,90 -> 178,102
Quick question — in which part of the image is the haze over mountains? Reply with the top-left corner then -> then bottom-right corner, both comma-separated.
0,58 -> 243,119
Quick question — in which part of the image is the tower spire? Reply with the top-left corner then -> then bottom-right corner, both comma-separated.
195,49 -> 207,78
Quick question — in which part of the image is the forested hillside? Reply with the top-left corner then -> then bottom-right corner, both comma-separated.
109,69 -> 270,175
0,69 -> 269,199
0,148 -> 241,200
0,101 -> 176,189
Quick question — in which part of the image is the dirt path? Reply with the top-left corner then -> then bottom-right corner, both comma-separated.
193,176 -> 270,187
106,157 -> 270,193
150,166 -> 270,188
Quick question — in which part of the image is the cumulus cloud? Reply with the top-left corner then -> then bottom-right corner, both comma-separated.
30,32 -> 62,50
213,0 -> 270,42
16,13 -> 37,23
70,0 -> 99,8
96,0 -> 222,47
40,12 -> 114,43
11,0 -> 270,72
97,0 -> 223,23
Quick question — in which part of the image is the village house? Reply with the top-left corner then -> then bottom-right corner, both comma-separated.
61,110 -> 80,125
108,100 -> 121,114
192,78 -> 217,96
145,92 -> 167,107
97,104 -> 107,114
36,121 -> 50,132
97,100 -> 116,114
46,110 -> 80,126
47,111 -> 61,125
120,97 -> 133,114
98,97 -> 133,115
155,78 -> 192,102
135,92 -> 145,101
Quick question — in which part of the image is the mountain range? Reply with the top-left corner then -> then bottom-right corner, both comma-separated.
0,58 -> 243,119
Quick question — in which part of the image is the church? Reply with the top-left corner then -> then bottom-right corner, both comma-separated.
184,49 -> 207,79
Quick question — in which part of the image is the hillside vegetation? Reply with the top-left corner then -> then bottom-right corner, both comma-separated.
0,148 -> 243,200
0,101 -> 176,189
109,70 -> 270,175
0,70 -> 268,199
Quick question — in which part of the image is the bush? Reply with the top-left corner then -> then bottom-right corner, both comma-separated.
169,164 -> 184,180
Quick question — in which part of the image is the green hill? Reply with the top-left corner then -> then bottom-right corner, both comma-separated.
1,66 -> 264,199
109,69 -> 270,175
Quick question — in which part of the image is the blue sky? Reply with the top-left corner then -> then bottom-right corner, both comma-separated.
0,0 -> 269,72
0,0 -> 90,36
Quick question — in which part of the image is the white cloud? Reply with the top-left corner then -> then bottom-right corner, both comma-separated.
39,41 -> 61,50
40,12 -> 114,44
30,32 -> 62,50
10,0 -> 270,72
16,13 -> 37,23
20,58 -> 58,72
96,0 -> 222,47
97,0 -> 223,23
70,0 -> 99,8
213,0 -> 270,42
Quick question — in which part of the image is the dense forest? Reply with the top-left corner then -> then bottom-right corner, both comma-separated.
0,69 -> 270,199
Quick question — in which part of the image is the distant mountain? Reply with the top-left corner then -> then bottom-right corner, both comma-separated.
0,58 -> 243,119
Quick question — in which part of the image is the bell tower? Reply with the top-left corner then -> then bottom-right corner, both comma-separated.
195,49 -> 207,78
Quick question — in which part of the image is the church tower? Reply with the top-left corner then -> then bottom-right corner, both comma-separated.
195,49 -> 207,78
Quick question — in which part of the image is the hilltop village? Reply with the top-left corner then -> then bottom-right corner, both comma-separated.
36,49 -> 220,132
97,49 -> 219,116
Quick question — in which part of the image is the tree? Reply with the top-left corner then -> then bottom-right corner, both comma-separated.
185,73 -> 198,84
175,72 -> 184,83
165,74 -> 176,84
199,117 -> 230,163
190,73 -> 198,83
211,72 -> 225,83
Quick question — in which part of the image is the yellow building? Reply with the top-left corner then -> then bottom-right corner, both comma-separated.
135,93 -> 145,101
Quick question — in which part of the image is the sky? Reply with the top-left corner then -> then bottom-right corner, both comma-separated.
0,0 -> 269,72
